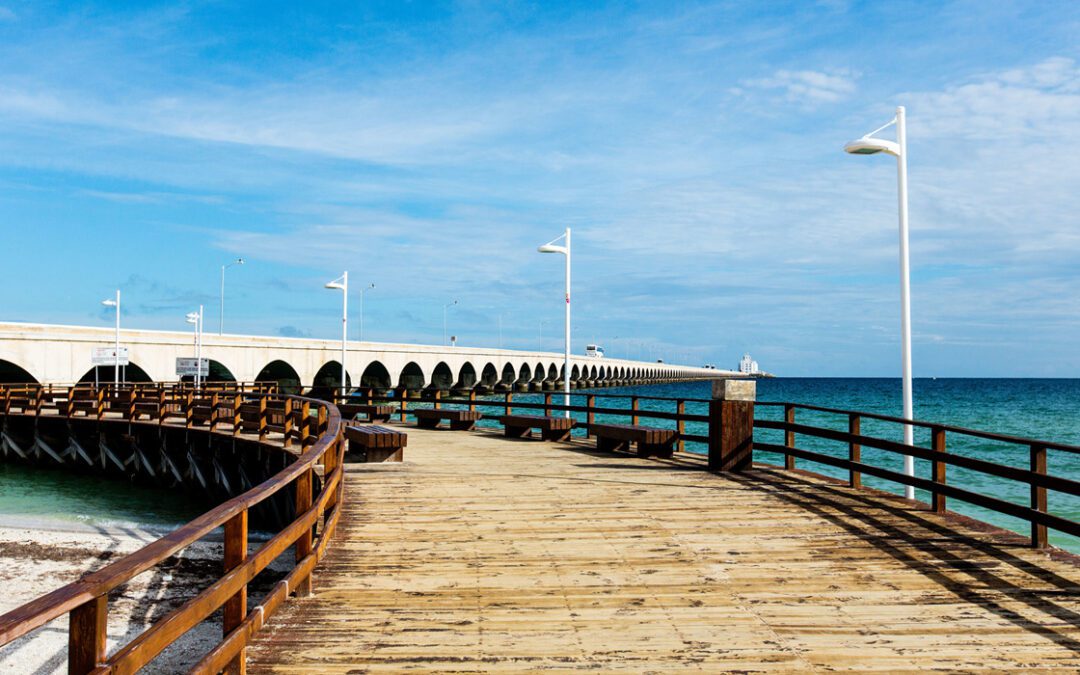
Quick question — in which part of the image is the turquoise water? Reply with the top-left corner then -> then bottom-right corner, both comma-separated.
440,378 -> 1080,553
0,462 -> 205,530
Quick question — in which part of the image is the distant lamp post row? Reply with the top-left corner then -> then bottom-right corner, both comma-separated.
538,228 -> 571,419
443,300 -> 457,346
100,290 -> 121,387
324,272 -> 349,397
845,105 -> 915,500
219,257 -> 244,335
185,306 -> 204,389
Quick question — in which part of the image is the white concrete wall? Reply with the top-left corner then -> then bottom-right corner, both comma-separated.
0,322 -> 737,386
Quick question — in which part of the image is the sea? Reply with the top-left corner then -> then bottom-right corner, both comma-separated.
0,378 -> 1077,552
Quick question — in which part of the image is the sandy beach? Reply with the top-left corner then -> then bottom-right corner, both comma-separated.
0,518 -> 284,673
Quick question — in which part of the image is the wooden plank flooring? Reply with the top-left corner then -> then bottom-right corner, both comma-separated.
248,426 -> 1080,672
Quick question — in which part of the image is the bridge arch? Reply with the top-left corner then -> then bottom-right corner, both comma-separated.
533,362 -> 545,382
456,362 -> 477,389
359,361 -> 392,390
499,363 -> 515,386
398,362 -> 426,389
256,360 -> 302,394
570,364 -> 580,380
312,361 -> 351,395
0,359 -> 37,384
178,359 -> 236,384
77,362 -> 153,384
430,362 -> 454,390
547,364 -> 558,381
517,363 -> 532,382
479,363 -> 498,388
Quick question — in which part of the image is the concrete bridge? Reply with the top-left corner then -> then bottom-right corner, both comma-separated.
0,322 -> 731,390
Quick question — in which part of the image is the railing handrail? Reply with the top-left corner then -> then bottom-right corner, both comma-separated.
754,400 -> 1080,455
0,383 -> 343,673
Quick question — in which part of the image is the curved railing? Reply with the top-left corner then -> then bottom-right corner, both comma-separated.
0,382 -> 345,673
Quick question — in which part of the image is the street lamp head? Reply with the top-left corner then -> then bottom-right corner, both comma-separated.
844,136 -> 901,157
324,281 -> 346,290
369,283 -> 376,290
537,244 -> 568,255
236,258 -> 244,265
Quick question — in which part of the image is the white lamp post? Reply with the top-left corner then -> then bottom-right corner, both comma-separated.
219,257 -> 244,335
845,105 -> 915,500
358,283 -> 375,342
325,272 -> 349,398
186,306 -> 204,389
443,300 -> 457,346
101,290 -> 120,388
538,228 -> 571,418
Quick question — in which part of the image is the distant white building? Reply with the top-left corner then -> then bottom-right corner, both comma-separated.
738,353 -> 760,375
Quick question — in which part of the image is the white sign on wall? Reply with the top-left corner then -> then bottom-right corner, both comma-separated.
91,347 -> 129,366
176,358 -> 209,377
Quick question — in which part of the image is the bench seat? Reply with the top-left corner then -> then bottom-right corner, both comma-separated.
345,425 -> 407,462
497,414 -> 574,442
591,422 -> 677,458
412,408 -> 482,431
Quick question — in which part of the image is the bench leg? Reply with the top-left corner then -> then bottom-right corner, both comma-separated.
542,427 -> 571,442
505,425 -> 531,439
372,414 -> 391,423
417,418 -> 439,430
597,436 -> 629,454
450,420 -> 477,431
638,441 -> 675,459
367,446 -> 403,462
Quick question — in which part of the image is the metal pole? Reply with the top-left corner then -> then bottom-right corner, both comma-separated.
196,305 -> 204,390
114,290 -> 120,387
563,227 -> 571,418
896,105 -> 915,500
219,265 -> 225,335
341,272 -> 348,397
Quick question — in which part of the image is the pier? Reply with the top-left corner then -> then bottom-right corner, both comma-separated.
248,425 -> 1080,672
1,382 -> 1079,672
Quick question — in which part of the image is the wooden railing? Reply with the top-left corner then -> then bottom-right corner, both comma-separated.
752,401 -> 1080,550
0,383 -> 345,673
336,388 -> 1079,550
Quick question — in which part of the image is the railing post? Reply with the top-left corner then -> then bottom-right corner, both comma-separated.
468,389 -> 477,412
258,395 -> 268,442
931,426 -> 947,513
183,391 -> 194,428
68,595 -> 107,674
400,389 -> 409,423
506,391 -> 513,416
300,401 -> 312,449
209,392 -> 220,431
631,396 -> 639,426
544,393 -> 552,417
708,380 -> 755,472
433,389 -> 441,410
223,510 -> 248,675
676,399 -> 686,453
783,404 -> 795,471
295,468 -> 314,596
282,398 -> 294,448
1031,444 -> 1048,548
848,414 -> 861,488
586,394 -> 595,438
230,393 -> 242,436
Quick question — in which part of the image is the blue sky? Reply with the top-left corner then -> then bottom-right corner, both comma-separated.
1,1 -> 1079,376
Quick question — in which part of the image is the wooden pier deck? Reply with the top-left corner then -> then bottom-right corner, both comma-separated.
248,426 -> 1080,672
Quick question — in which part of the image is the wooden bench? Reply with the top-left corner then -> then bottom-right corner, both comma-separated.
591,423 -> 677,458
497,414 -> 574,442
338,403 -> 396,423
413,408 -> 482,431
345,425 -> 407,462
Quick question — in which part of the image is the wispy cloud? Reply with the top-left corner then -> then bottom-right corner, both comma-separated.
737,69 -> 858,105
